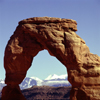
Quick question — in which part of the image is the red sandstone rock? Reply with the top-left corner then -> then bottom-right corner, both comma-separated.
1,85 -> 26,100
1,17 -> 100,100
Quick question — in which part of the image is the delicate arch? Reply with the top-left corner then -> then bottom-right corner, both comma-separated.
2,17 -> 100,100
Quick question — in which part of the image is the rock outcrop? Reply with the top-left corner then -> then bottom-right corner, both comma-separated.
1,17 -> 100,100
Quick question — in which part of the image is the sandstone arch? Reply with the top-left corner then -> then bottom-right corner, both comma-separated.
1,17 -> 100,100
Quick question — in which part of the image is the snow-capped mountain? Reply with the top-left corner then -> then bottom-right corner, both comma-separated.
42,74 -> 70,87
31,76 -> 43,86
20,74 -> 71,89
0,79 -> 6,90
0,74 -> 71,90
45,74 -> 68,80
20,77 -> 37,90
20,77 -> 43,90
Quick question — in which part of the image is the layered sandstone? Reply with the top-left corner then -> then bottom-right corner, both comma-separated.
1,17 -> 100,100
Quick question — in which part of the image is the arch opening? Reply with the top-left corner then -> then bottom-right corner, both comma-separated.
20,49 -> 71,90
27,50 -> 67,80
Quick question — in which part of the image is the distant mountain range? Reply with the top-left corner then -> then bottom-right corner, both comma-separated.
0,74 -> 71,90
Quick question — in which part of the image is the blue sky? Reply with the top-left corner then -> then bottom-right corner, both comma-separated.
0,0 -> 100,80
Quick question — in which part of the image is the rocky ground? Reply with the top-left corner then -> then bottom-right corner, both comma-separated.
0,86 -> 71,100
22,86 -> 71,100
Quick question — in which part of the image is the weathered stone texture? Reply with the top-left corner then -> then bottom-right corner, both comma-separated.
1,17 -> 100,100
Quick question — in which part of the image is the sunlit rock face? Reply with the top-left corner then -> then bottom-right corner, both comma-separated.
1,17 -> 100,100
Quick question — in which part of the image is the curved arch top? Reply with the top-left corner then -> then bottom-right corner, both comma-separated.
2,17 -> 100,100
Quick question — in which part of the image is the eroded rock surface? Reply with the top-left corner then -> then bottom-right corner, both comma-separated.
1,17 -> 100,100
